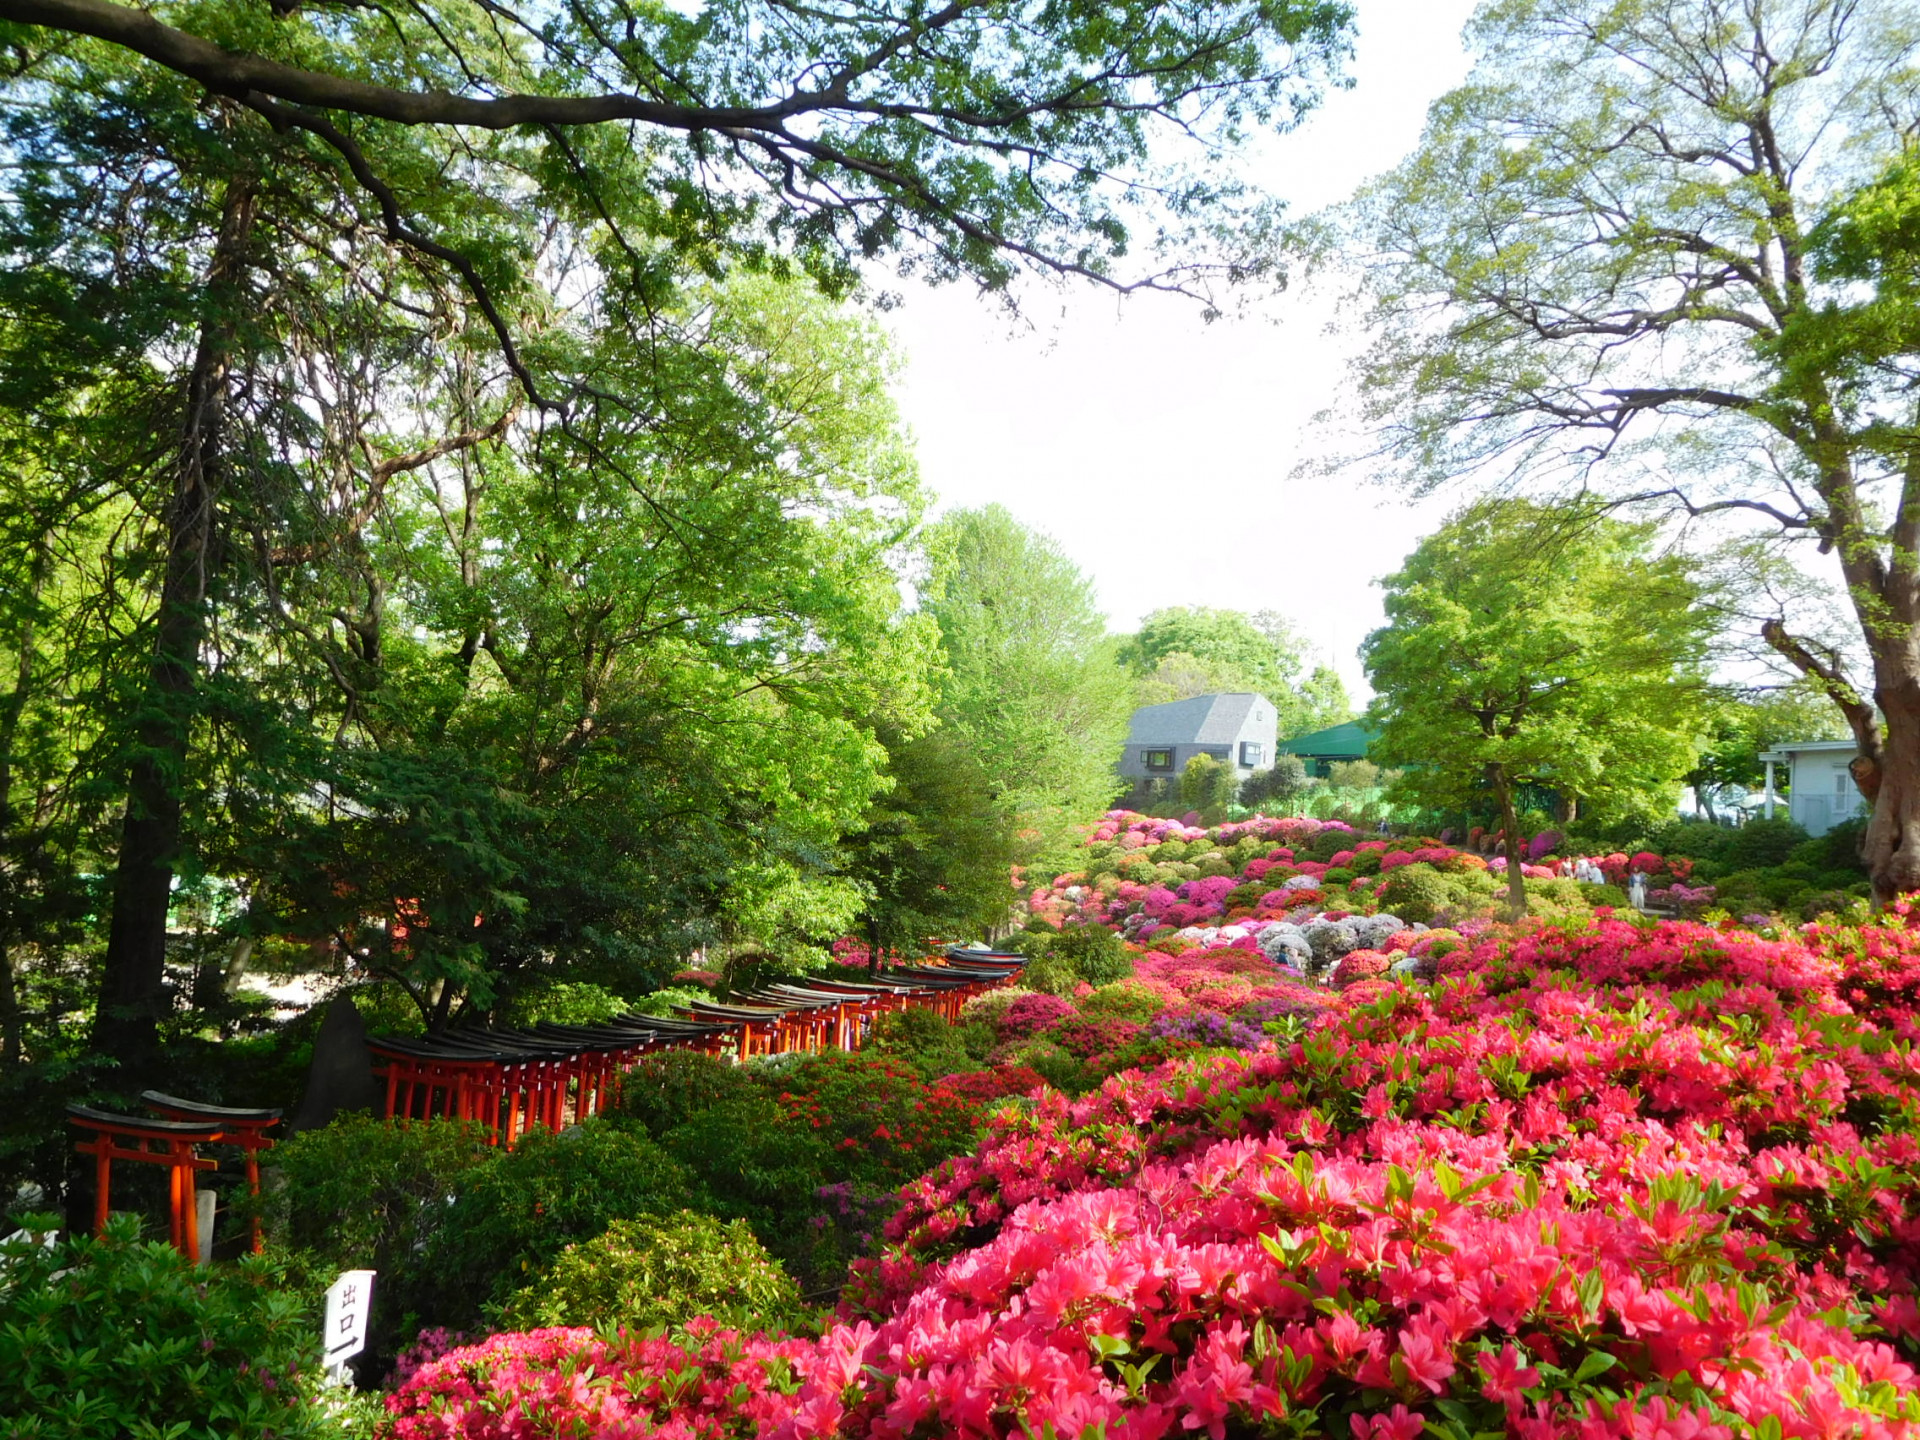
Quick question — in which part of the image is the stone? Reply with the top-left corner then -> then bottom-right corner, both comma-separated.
288,994 -> 380,1136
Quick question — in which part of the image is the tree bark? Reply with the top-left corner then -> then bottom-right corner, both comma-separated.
1862,667 -> 1920,905
0,535 -> 48,1069
1491,763 -> 1526,921
91,176 -> 256,1065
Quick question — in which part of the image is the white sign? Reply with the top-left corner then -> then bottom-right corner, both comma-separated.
323,1269 -> 376,1375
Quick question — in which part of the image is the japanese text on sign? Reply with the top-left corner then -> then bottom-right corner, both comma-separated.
323,1269 -> 376,1367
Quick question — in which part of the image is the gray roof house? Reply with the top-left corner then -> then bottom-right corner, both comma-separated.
1117,693 -> 1278,802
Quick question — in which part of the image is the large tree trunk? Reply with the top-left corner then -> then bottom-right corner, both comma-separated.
1491,762 -> 1526,921
1862,669 -> 1920,905
91,178 -> 256,1066
0,535 -> 48,1069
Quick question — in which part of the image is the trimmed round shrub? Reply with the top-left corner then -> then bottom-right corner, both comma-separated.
1330,949 -> 1391,990
1376,863 -> 1477,925
999,992 -> 1075,1040
497,1211 -> 806,1334
1051,923 -> 1132,986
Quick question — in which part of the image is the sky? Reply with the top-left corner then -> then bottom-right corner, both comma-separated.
882,0 -> 1483,700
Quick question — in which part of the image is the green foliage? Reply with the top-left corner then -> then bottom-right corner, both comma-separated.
867,1007 -> 992,1081
1179,753 -> 1238,817
493,981 -> 634,1028
1376,862 -> 1498,925
660,1098 -> 833,1252
1364,500 -> 1709,911
921,507 -> 1134,859
609,1052 -> 767,1139
842,723 -> 1020,960
270,1114 -> 495,1279
1013,924 -> 1132,989
1240,755 -> 1309,810
1118,607 -> 1352,736
0,1216 -> 330,1439
1347,0 -> 1917,894
417,1122 -> 696,1331
496,1211 -> 806,1335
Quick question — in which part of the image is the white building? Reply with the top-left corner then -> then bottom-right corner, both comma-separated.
1757,739 -> 1868,836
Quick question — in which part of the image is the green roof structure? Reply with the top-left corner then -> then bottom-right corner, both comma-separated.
1277,721 -> 1376,768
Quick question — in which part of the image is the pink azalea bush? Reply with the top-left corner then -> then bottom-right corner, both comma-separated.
387,910 -> 1920,1439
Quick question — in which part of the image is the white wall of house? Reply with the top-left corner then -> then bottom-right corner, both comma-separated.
1765,741 -> 1868,836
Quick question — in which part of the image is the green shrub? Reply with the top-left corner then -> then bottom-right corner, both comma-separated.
496,1211 -> 805,1334
996,1037 -> 1086,1093
657,1097 -> 832,1280
1051,924 -> 1132,987
1344,849 -> 1383,877
868,1007 -> 991,1080
611,1051 -> 765,1139
1522,876 -> 1593,920
1019,954 -> 1080,995
1078,981 -> 1169,1024
1788,818 -> 1869,878
1580,881 -> 1630,908
1322,866 -> 1356,887
418,1120 -> 696,1330
1717,817 -> 1812,873
270,1114 -> 494,1277
0,1216 -> 331,1439
493,981 -> 633,1027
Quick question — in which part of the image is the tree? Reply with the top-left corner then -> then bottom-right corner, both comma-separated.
1362,501 -> 1710,917
1344,0 -> 1920,898
1685,683 -> 1853,824
1,0 -> 1356,353
839,725 -> 1018,968
920,506 -> 1134,859
1178,752 -> 1236,818
1119,605 -> 1352,735
1240,754 -> 1309,811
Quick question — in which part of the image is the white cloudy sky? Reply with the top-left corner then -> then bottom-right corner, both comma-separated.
881,0 -> 1482,699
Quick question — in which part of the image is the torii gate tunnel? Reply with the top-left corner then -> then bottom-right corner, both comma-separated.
367,949 -> 1026,1148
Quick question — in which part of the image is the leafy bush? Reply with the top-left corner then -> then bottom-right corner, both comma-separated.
1018,954 -> 1080,995
1050,923 -> 1131,986
867,1008 -> 991,1080
492,981 -> 632,1027
1239,755 -> 1307,808
416,1121 -> 696,1333
610,1051 -> 765,1138
660,1097 -> 832,1256
1716,816 -> 1812,873
270,1113 -> 494,1278
0,1216 -> 330,1439
1376,863 -> 1497,925
1076,981 -> 1169,1025
496,1211 -> 806,1334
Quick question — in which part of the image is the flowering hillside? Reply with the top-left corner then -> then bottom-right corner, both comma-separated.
1019,812 -> 1718,952
385,908 -> 1920,1438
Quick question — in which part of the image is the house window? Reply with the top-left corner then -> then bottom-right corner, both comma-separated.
1240,742 -> 1263,768
1199,746 -> 1231,761
1143,748 -> 1174,771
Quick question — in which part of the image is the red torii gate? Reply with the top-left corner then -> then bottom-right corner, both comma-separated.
366,947 -> 1026,1148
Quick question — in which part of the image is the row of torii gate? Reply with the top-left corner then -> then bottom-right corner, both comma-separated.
66,949 -> 1025,1259
366,949 -> 1027,1148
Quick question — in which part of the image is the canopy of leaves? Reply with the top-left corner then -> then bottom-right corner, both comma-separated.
1363,500 -> 1712,829
1119,606 -> 1351,736
920,505 -> 1134,860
